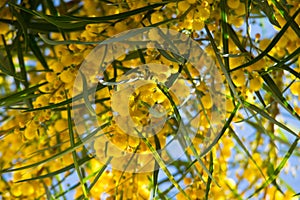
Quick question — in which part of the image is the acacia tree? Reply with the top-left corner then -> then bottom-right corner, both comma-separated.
0,0 -> 299,199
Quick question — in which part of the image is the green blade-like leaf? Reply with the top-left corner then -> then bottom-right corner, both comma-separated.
230,8 -> 300,72
152,134 -> 161,199
156,82 -> 218,186
220,0 -> 230,71
28,34 -> 49,70
10,6 -> 29,49
248,138 -> 299,198
78,70 -> 96,116
293,192 -> 300,197
9,2 -> 167,29
76,157 -> 113,200
15,156 -> 94,183
67,97 -> 89,198
199,102 -> 241,157
244,101 -> 299,138
253,0 -> 281,28
136,129 -> 191,200
1,35 -> 20,89
0,82 -> 47,106
205,25 -> 243,108
271,0 -> 300,38
261,74 -> 300,120
204,152 -> 213,200
0,122 -> 109,173
230,127 -> 266,180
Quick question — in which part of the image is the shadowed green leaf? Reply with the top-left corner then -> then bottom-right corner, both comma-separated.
253,0 -> 281,28
230,8 -> 300,72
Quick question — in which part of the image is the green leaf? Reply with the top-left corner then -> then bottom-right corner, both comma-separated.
55,3 -> 167,22
152,134 -> 161,199
42,181 -> 56,200
66,97 -> 89,198
136,129 -> 191,200
87,157 -> 112,190
261,74 -> 300,120
205,25 -> 243,108
0,82 -> 47,107
38,28 -> 152,45
28,34 -> 49,70
230,8 -> 300,72
1,35 -> 21,89
157,48 -> 179,63
244,100 -> 299,138
0,53 -> 15,78
199,102 -> 241,157
8,3 -> 88,29
248,138 -> 299,198
76,157 -> 112,200
114,147 -> 140,197
226,24 -> 248,53
24,85 -> 110,112
293,192 -> 300,197
15,156 -> 94,183
220,0 -> 230,71
271,0 -> 300,38
253,0 -> 281,28
55,182 -> 80,199
0,122 -> 109,173
230,127 -> 267,180
9,2 -> 167,29
10,6 -> 29,49
45,0 -> 58,16
265,43 -> 300,79
78,70 -> 96,116
157,82 -> 218,186
204,152 -> 213,200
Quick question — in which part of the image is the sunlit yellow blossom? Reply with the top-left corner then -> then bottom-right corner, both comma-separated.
201,93 -> 213,109
232,70 -> 246,87
290,81 -> 300,96
60,68 -> 76,83
195,6 -> 210,21
0,1 -> 298,199
50,61 -> 64,73
227,0 -> 240,9
24,121 -> 39,140
54,119 -> 68,132
249,75 -> 263,91
178,1 -> 190,13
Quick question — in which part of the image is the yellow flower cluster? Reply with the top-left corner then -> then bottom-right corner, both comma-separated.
0,0 -> 299,199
